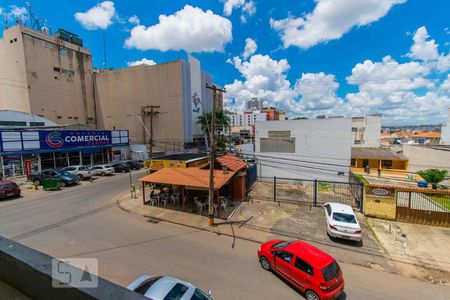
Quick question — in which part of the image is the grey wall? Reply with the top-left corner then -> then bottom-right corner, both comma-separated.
0,236 -> 146,300
255,118 -> 352,181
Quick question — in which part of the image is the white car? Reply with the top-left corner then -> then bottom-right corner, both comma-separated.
61,165 -> 92,180
89,164 -> 114,176
127,275 -> 212,300
324,203 -> 362,242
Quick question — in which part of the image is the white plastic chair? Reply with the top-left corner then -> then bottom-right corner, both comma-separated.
220,199 -> 228,211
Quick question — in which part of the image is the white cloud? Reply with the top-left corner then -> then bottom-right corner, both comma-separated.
222,0 -> 256,23
127,58 -> 157,67
440,74 -> 450,92
125,5 -> 232,53
128,15 -> 140,25
74,1 -> 116,30
270,0 -> 406,49
242,38 -> 257,59
408,26 -> 439,61
224,54 -> 296,112
407,26 -> 450,72
1,5 -> 27,21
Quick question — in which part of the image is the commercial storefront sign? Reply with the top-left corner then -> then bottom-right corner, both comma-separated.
39,131 -> 112,149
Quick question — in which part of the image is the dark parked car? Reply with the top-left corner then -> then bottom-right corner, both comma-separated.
110,163 -> 130,173
124,160 -> 141,170
29,169 -> 79,187
0,180 -> 21,199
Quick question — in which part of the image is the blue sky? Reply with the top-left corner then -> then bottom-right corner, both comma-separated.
1,0 -> 449,125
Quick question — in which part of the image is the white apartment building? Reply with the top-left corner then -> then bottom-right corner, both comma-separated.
229,111 -> 267,127
351,115 -> 381,147
440,108 -> 450,145
255,118 -> 352,181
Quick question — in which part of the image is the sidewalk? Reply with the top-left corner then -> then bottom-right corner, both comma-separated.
367,218 -> 450,286
117,191 -> 393,274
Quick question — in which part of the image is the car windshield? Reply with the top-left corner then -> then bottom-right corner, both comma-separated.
271,241 -> 291,249
0,183 -> 16,189
191,288 -> 212,300
322,261 -> 341,282
59,171 -> 72,176
79,166 -> 87,171
134,276 -> 162,295
332,212 -> 357,224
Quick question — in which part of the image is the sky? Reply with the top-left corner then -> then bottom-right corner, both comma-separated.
1,0 -> 449,125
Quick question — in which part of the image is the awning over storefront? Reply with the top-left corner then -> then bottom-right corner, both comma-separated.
139,167 -> 236,190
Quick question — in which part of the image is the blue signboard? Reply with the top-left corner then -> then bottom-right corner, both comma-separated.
1,130 -> 129,155
39,130 -> 112,149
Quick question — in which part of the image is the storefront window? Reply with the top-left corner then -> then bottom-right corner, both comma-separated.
55,152 -> 68,169
40,153 -> 55,170
68,151 -> 81,166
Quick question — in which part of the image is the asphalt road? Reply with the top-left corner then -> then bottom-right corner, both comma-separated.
0,171 -> 448,300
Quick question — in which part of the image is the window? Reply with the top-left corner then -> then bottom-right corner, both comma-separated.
274,251 -> 292,264
351,159 -> 356,167
57,116 -> 62,119
332,213 -> 357,224
324,204 -> 331,216
191,288 -> 211,300
30,122 -> 45,127
164,283 -> 189,300
321,261 -> 340,282
381,160 -> 392,167
134,276 -> 162,295
53,67 -> 61,72
0,121 -> 27,126
351,127 -> 358,132
271,241 -> 291,249
295,257 -> 313,276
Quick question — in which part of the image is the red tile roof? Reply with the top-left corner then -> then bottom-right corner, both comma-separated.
216,154 -> 247,171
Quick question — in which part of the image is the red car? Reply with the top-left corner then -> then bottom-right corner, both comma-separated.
258,240 -> 344,300
0,180 -> 21,199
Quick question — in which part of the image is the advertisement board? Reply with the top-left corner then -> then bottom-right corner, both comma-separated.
39,131 -> 113,150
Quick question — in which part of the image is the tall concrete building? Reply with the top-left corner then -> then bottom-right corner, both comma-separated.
95,55 -> 213,148
246,98 -> 263,111
440,108 -> 450,145
0,26 -> 96,127
351,115 -> 381,147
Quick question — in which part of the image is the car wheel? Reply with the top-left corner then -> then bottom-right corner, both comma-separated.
60,181 -> 66,188
78,174 -> 83,181
306,290 -> 320,300
33,179 -> 41,185
259,256 -> 271,271
100,172 -> 106,176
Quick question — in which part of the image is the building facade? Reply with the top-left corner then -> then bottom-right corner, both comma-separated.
246,98 -> 263,111
95,56 -> 213,149
261,107 -> 280,121
351,115 -> 381,147
229,111 -> 267,127
440,108 -> 450,145
254,118 -> 352,180
0,26 -> 97,127
0,110 -> 57,128
0,129 -> 129,178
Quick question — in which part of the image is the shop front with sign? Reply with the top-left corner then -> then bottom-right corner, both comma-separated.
0,130 -> 129,178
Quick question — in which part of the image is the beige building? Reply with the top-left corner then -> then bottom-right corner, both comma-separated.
95,55 -> 214,147
0,26 -> 96,127
1,26 -> 215,151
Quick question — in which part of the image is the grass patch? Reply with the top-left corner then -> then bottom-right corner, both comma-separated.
431,196 -> 450,210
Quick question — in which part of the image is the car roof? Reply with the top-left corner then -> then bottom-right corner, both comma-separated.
141,276 -> 194,299
326,202 -> 354,214
286,241 -> 335,269
0,180 -> 16,185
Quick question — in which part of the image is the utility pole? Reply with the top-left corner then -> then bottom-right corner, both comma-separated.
205,84 -> 226,226
142,105 -> 160,160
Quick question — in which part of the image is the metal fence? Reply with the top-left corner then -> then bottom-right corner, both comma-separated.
253,176 -> 364,210
396,190 -> 450,227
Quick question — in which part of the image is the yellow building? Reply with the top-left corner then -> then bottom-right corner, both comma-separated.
351,147 -> 409,172
148,153 -> 208,171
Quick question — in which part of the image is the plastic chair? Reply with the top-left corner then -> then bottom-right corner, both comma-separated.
220,199 -> 228,211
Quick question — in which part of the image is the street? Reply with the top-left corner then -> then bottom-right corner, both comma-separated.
0,172 -> 448,300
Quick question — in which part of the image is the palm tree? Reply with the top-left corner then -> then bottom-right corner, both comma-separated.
197,109 -> 230,147
417,169 -> 448,189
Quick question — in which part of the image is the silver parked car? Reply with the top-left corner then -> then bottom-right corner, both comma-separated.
62,165 -> 92,181
127,275 -> 212,300
89,164 -> 115,176
324,202 -> 362,242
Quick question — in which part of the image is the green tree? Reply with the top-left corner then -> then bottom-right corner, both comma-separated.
417,169 -> 448,189
197,109 -> 230,146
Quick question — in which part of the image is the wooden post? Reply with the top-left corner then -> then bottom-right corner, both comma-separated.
142,182 -> 146,205
182,186 -> 186,211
